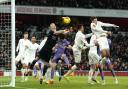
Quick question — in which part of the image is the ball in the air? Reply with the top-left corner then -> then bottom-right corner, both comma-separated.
62,17 -> 71,24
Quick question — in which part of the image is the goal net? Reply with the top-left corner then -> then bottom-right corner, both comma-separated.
0,0 -> 15,87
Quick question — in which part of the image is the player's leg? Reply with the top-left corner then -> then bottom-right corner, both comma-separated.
24,56 -> 31,81
50,63 -> 56,83
38,51 -> 53,84
44,67 -> 51,83
64,50 -> 81,77
47,54 -> 60,84
96,49 -> 107,85
90,53 -> 100,84
58,54 -> 70,81
100,49 -> 108,85
56,60 -> 62,81
27,58 -> 35,78
92,65 -> 100,82
62,54 -> 70,65
98,37 -> 109,63
100,49 -> 108,63
88,65 -> 95,84
98,38 -> 110,85
16,55 -> 26,82
21,63 -> 28,82
34,61 -> 40,78
103,49 -> 118,84
105,57 -> 118,84
98,64 -> 105,84
34,60 -> 45,84
92,58 -> 105,84
15,54 -> 24,72
31,59 -> 38,77
33,65 -> 37,78
47,54 -> 62,82
88,53 -> 95,84
27,62 -> 35,80
15,54 -> 21,65
21,58 -> 29,82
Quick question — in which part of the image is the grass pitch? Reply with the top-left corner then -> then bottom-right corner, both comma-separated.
1,76 -> 128,89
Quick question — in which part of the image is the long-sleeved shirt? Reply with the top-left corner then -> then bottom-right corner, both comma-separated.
89,35 -> 97,53
24,42 -> 39,61
73,31 -> 94,51
16,39 -> 30,55
91,21 -> 115,38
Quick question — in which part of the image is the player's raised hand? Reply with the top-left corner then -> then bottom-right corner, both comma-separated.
113,24 -> 119,28
64,29 -> 70,34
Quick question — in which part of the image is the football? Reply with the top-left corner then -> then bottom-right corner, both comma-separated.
62,17 -> 71,24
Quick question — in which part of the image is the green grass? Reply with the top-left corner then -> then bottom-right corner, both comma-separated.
1,76 -> 128,89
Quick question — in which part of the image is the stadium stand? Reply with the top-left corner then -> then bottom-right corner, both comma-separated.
1,25 -> 127,71
16,0 -> 128,9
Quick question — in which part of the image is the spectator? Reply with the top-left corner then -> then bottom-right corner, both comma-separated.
16,0 -> 128,9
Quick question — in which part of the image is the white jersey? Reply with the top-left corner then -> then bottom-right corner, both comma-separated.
88,35 -> 101,65
91,21 -> 115,38
89,35 -> 97,54
73,31 -> 93,51
16,39 -> 30,55
24,42 -> 39,63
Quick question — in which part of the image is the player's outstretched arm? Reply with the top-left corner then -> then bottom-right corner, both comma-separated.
54,29 -> 69,35
100,21 -> 119,27
81,35 -> 94,48
54,30 -> 65,35
85,33 -> 93,38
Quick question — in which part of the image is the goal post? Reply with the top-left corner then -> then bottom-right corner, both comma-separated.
0,0 -> 15,87
11,0 -> 15,87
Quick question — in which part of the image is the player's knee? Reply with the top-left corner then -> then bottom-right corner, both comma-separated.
35,64 -> 40,70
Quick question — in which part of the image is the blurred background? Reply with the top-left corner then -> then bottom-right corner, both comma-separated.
1,0 -> 128,72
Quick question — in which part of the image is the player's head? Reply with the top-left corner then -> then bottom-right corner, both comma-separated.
90,16 -> 97,24
23,32 -> 28,39
77,24 -> 84,32
31,36 -> 36,43
49,23 -> 56,31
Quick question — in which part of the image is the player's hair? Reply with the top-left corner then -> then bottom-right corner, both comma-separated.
77,24 -> 83,30
90,16 -> 97,21
31,35 -> 36,38
23,32 -> 28,34
49,23 -> 55,27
